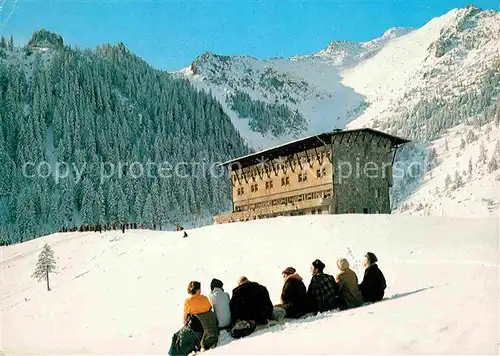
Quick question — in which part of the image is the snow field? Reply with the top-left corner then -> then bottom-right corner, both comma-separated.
1,214 -> 498,354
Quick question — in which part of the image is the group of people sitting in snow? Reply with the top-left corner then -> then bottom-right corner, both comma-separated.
169,252 -> 387,355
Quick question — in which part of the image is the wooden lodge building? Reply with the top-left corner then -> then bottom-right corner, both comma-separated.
214,128 -> 410,224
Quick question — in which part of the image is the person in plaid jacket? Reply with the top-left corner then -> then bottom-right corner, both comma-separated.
307,259 -> 341,314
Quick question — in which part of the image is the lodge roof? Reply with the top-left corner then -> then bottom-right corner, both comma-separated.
219,128 -> 410,170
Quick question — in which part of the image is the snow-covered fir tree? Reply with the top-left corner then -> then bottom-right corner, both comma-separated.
31,243 -> 57,291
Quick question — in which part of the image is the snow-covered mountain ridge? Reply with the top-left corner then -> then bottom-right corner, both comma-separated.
177,5 -> 500,216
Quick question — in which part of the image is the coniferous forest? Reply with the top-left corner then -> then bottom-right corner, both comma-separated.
0,30 -> 249,244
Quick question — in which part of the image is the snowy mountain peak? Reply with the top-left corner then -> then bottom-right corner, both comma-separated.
427,5 -> 498,58
190,51 -> 233,75
381,27 -> 414,39
27,29 -> 64,50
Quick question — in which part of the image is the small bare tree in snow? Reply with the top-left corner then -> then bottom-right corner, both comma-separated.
468,157 -> 473,178
427,147 -> 438,172
32,243 -> 57,291
488,157 -> 499,173
454,170 -> 464,189
466,130 -> 477,144
444,138 -> 449,152
494,140 -> 500,156
460,137 -> 466,150
478,141 -> 487,164
485,125 -> 492,141
444,174 -> 452,189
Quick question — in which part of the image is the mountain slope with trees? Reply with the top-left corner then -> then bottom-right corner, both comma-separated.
0,30 -> 249,244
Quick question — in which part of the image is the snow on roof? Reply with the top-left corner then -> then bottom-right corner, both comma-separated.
219,128 -> 410,169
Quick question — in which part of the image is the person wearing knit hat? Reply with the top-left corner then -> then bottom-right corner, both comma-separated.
359,252 -> 387,303
311,259 -> 326,273
275,266 -> 308,319
281,267 -> 296,277
307,259 -> 340,314
208,278 -> 231,329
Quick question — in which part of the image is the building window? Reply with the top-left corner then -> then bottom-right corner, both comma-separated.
265,181 -> 269,189
322,168 -> 326,177
303,172 -> 308,181
285,177 -> 290,185
252,176 -> 256,182
316,169 -> 321,178
298,173 -> 303,182
250,184 -> 259,192
281,177 -> 285,186
269,180 -> 273,188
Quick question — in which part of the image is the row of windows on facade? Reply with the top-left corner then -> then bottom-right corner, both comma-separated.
232,152 -> 330,184
236,168 -> 328,195
234,189 -> 333,212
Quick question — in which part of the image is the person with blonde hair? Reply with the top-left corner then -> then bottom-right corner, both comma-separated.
335,258 -> 364,309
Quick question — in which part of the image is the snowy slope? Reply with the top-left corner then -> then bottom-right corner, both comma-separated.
343,6 -> 500,129
1,215 -> 498,354
394,123 -> 500,216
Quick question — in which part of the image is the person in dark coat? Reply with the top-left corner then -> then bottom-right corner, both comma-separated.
359,252 -> 387,303
307,259 -> 341,314
275,267 -> 308,318
230,276 -> 273,326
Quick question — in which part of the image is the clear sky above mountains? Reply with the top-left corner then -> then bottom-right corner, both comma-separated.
0,0 -> 497,71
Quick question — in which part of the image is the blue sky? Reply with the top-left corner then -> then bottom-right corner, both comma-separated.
1,0 -> 498,71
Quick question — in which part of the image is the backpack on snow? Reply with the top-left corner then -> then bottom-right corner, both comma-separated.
230,320 -> 256,339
